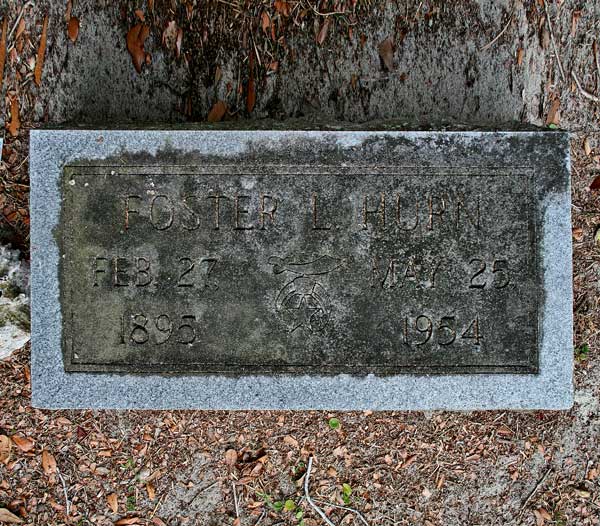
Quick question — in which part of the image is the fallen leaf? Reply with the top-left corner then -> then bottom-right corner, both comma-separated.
151,518 -> 166,526
207,100 -> 227,123
378,37 -> 394,71
42,449 -> 57,475
0,17 -> 7,92
584,137 -> 592,156
16,18 -> 25,40
402,454 -> 417,468
274,1 -> 291,16
67,17 -> 79,42
115,518 -> 142,525
516,47 -> 524,66
316,18 -> 331,46
283,435 -> 299,448
224,448 -> 238,466
261,12 -> 270,34
7,97 -> 20,137
0,435 -> 11,462
107,493 -> 118,513
65,0 -> 72,22
545,98 -> 560,126
11,433 -> 32,452
126,24 -> 150,73
148,0 -> 154,13
590,176 -> 600,190
0,508 -> 23,523
34,15 -> 49,86
538,509 -> 552,520
146,482 -> 155,500
134,9 -> 145,22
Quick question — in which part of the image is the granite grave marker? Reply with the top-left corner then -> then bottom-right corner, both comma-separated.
30,129 -> 573,409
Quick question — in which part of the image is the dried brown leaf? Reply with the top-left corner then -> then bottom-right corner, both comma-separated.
584,137 -> 592,156
67,17 -> 79,43
134,9 -> 145,22
316,18 -> 330,46
151,518 -> 166,526
115,518 -> 142,525
126,24 -> 150,73
42,449 -> 57,475
0,435 -> 11,462
378,37 -> 395,71
224,448 -> 238,466
545,99 -> 560,126
0,18 -> 7,92
11,433 -> 32,452
148,0 -> 154,13
16,19 -> 25,40
274,1 -> 291,16
0,508 -> 23,523
34,15 -> 49,86
107,493 -> 118,513
590,176 -> 600,191
65,0 -> 72,22
207,100 -> 227,123
516,47 -> 524,66
261,12 -> 270,34
283,435 -> 299,448
146,482 -> 156,500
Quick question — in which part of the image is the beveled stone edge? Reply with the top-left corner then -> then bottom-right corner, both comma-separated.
29,129 -> 573,410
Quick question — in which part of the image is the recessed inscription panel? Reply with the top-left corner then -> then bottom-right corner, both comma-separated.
60,165 -> 538,374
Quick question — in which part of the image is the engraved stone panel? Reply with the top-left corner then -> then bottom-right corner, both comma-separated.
60,165 -> 538,374
30,129 -> 573,409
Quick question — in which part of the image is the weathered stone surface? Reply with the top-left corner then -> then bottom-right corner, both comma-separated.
0,244 -> 30,360
30,128 -> 572,409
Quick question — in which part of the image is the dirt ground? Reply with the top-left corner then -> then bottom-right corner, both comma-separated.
1,1 -> 600,525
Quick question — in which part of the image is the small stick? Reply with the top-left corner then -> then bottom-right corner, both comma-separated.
56,467 -> 71,516
232,482 -> 240,521
304,456 -> 336,526
313,499 -> 370,525
481,16 -> 513,51
544,6 -> 565,82
519,467 -> 552,513
572,71 -> 600,103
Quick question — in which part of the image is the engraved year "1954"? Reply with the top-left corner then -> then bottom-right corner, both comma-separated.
399,315 -> 482,347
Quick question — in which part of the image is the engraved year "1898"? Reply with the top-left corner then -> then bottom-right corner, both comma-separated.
120,313 -> 198,345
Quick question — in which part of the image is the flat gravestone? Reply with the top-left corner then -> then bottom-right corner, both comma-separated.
30,128 -> 573,409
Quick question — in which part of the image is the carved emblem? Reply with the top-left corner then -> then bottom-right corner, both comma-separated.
269,255 -> 343,333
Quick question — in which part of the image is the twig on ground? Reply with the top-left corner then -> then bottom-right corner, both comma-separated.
254,509 -> 267,526
7,2 -> 35,42
304,456 -> 336,526
544,5 -> 566,81
519,467 -> 552,513
232,481 -> 240,521
56,467 -> 71,516
572,71 -> 600,103
481,16 -> 512,51
313,499 -> 370,526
